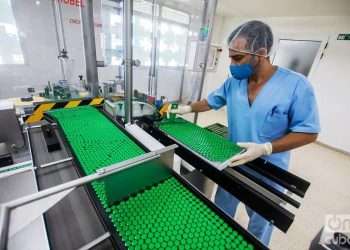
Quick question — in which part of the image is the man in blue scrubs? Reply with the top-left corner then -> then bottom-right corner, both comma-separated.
172,20 -> 320,246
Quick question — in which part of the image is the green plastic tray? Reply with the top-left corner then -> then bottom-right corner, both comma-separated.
159,118 -> 242,163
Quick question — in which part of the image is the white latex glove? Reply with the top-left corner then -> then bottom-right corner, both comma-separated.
169,105 -> 192,115
230,142 -> 273,167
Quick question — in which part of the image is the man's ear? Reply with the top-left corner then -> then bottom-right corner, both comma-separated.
255,48 -> 268,57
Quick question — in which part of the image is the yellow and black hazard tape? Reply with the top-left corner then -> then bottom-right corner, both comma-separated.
24,97 -> 104,124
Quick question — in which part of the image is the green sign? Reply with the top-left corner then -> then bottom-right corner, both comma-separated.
337,34 -> 350,40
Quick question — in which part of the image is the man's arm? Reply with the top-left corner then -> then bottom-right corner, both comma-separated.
271,132 -> 318,153
190,99 -> 211,113
172,99 -> 212,114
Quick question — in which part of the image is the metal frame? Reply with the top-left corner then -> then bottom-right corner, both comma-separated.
80,0 -> 99,97
0,146 -> 177,250
194,0 -> 218,123
51,0 -> 67,80
123,0 -> 133,124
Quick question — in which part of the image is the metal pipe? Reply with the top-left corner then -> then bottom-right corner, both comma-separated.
179,26 -> 192,102
7,157 -> 150,208
80,0 -> 99,97
123,0 -> 133,123
148,0 -> 158,97
56,0 -> 67,50
2,145 -> 176,210
39,157 -> 73,169
51,0 -> 66,80
151,0 -> 160,98
78,232 -> 111,250
194,0 -> 218,123
0,205 -> 10,250
25,128 -> 35,168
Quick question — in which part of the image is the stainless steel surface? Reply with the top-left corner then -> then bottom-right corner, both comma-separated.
194,0 -> 218,123
123,0 -> 133,123
0,106 -> 24,148
8,188 -> 75,239
0,161 -> 32,175
39,157 -> 73,169
0,143 -> 177,248
29,127 -> 71,167
77,232 -> 111,250
0,167 -> 32,180
30,128 -> 111,250
183,170 -> 217,199
0,168 -> 50,250
80,0 -> 99,97
6,148 -> 175,208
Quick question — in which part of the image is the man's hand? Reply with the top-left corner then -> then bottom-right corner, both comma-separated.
230,142 -> 273,167
169,105 -> 192,115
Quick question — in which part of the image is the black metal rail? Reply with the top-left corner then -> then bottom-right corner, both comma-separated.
245,159 -> 310,197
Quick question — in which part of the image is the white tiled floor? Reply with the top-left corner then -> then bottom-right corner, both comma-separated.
190,109 -> 350,250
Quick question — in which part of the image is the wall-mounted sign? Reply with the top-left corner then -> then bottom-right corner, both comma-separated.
56,0 -> 85,7
337,34 -> 350,40
69,18 -> 102,28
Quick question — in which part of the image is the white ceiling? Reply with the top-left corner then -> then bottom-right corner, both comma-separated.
216,0 -> 350,17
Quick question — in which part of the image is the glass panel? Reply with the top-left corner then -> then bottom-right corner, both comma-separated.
158,21 -> 187,67
101,1 -> 123,66
273,39 -> 321,76
0,0 -> 62,99
162,6 -> 190,24
0,0 -> 24,65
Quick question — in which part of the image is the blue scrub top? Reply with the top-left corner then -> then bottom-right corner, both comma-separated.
207,67 -> 320,170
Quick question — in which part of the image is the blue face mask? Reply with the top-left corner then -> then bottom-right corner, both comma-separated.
229,64 -> 254,80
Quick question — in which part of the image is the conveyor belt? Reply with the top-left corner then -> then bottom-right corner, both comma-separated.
47,106 -> 266,250
110,178 -> 253,250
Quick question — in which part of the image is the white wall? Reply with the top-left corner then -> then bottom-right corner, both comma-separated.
203,15 -> 350,153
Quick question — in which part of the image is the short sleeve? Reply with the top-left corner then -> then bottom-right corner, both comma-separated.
288,79 -> 320,133
207,80 -> 229,110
